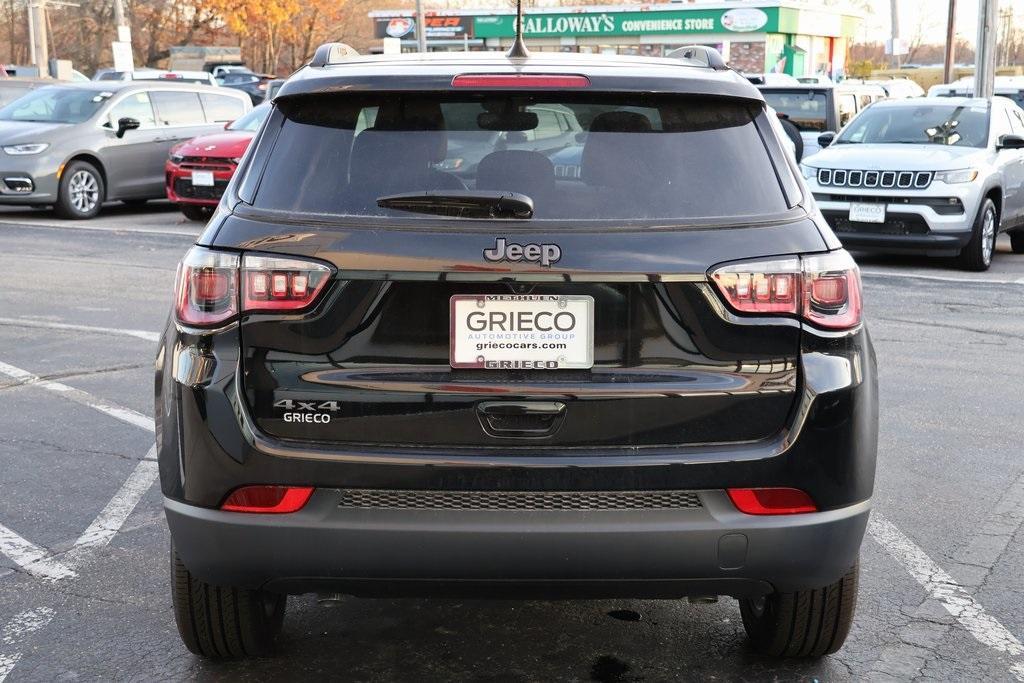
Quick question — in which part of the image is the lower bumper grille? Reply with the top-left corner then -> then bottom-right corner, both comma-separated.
824,211 -> 931,236
338,489 -> 703,511
173,178 -> 228,201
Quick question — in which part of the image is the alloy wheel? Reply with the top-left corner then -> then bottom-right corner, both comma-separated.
68,170 -> 99,214
982,205 -> 996,266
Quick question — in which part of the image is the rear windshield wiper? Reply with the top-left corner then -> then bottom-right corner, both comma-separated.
376,190 -> 534,219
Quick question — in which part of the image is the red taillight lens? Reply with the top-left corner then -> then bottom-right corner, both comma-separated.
710,258 -> 800,316
220,485 -> 314,513
451,74 -> 591,88
174,247 -> 239,326
710,250 -> 862,330
801,253 -> 863,330
727,488 -> 818,515
242,254 -> 332,311
174,248 -> 333,326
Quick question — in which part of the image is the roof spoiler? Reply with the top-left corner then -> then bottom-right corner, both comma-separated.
309,43 -> 359,68
665,45 -> 729,71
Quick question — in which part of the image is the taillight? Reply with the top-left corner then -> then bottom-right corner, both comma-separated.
727,488 -> 817,515
221,485 -> 314,513
242,254 -> 332,311
451,74 -> 590,88
174,247 -> 239,326
174,247 -> 333,326
710,250 -> 862,330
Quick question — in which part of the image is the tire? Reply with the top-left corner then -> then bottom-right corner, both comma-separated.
54,160 -> 104,219
1010,230 -> 1024,254
956,198 -> 998,271
171,546 -> 285,658
181,204 -> 214,222
740,563 -> 858,658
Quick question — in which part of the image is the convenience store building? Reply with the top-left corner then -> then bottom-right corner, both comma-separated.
369,2 -> 861,78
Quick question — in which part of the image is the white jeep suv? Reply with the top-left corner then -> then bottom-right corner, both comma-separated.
801,96 -> 1024,270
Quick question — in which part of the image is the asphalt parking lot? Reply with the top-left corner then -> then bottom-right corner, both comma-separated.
1,203 -> 1023,682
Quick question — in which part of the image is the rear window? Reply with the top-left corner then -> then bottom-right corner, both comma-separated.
250,93 -> 789,222
761,90 -> 828,132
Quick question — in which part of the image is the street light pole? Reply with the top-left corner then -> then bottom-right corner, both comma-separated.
415,0 -> 426,53
974,0 -> 998,98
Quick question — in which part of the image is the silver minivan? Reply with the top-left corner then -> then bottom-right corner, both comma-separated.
0,81 -> 251,218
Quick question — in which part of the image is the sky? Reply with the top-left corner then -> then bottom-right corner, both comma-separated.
855,0 -> 1021,45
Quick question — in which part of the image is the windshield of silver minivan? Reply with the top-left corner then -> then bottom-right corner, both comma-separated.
836,103 -> 989,147
0,86 -> 110,124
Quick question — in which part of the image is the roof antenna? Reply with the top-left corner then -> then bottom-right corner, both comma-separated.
506,0 -> 530,59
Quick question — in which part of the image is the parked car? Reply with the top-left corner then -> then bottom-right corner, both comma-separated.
928,76 -> 1024,109
166,102 -> 270,220
865,77 -> 924,99
0,81 -> 250,218
133,70 -> 218,85
93,67 -> 166,81
216,71 -> 268,104
264,78 -> 286,100
0,78 -> 47,107
797,75 -> 835,86
802,96 -> 1024,270
744,72 -> 801,86
757,83 -> 888,158
159,44 -> 877,661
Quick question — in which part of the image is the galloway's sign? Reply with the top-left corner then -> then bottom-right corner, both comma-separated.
472,7 -> 780,38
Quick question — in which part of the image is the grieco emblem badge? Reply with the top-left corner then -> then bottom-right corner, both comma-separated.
483,237 -> 561,267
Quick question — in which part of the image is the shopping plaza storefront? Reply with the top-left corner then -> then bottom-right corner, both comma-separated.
369,1 -> 861,78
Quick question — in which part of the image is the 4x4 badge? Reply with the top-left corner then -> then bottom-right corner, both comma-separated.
483,237 -> 561,267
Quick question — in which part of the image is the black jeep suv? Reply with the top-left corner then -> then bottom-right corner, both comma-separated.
156,44 -> 877,659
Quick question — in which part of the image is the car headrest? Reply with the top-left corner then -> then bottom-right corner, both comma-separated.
581,111 -> 655,187
475,150 -> 555,202
589,111 -> 653,133
370,101 -> 448,163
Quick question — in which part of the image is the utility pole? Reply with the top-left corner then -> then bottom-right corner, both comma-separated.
29,1 -> 49,76
974,0 -> 998,98
27,1 -> 37,72
415,0 -> 426,53
890,0 -> 900,68
943,0 -> 956,83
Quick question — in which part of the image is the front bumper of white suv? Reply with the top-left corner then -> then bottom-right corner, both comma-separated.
804,167 -> 985,256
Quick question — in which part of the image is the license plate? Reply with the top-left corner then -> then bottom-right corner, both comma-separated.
450,294 -> 594,370
849,202 -> 885,223
191,170 -> 215,187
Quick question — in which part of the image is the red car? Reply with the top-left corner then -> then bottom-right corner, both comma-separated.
166,103 -> 270,221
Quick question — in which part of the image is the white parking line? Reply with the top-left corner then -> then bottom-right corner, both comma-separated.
0,359 -> 157,678
861,269 -> 1024,286
0,317 -> 160,343
0,218 -> 199,238
0,608 -> 56,682
0,360 -> 153,433
869,514 -> 1024,680
0,526 -> 75,581
64,447 -> 159,568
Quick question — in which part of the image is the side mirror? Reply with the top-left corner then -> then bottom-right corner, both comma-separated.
817,131 -> 836,148
116,116 -> 140,138
998,133 -> 1024,150
223,120 -> 233,130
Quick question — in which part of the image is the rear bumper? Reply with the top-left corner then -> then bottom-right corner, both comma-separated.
165,491 -> 870,597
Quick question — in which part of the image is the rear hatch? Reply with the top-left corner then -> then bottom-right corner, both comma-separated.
222,87 -> 821,451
